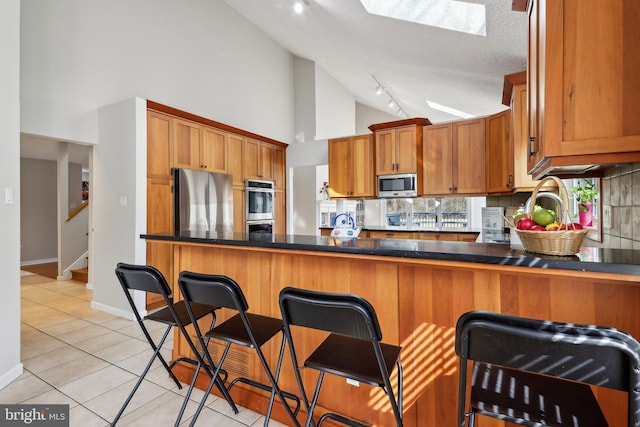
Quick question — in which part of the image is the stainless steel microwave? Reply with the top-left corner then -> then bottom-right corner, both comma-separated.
377,173 -> 417,198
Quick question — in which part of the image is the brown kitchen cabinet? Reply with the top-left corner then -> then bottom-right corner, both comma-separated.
233,187 -> 245,234
374,126 -> 420,175
227,133 -> 244,187
146,111 -> 174,308
200,126 -> 229,173
328,134 -> 375,198
369,118 -> 430,176
147,101 -> 289,260
274,189 -> 286,235
368,230 -> 415,240
244,138 -> 274,181
147,111 -> 173,180
509,81 -> 557,192
172,118 -> 203,170
423,118 -> 486,195
485,109 -> 513,194
272,145 -> 286,190
526,0 -> 640,178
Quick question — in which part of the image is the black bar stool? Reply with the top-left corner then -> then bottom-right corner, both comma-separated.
455,310 -> 640,427
279,286 -> 404,427
177,271 -> 301,427
112,263 -> 238,426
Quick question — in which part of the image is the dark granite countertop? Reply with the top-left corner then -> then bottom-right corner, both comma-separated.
319,226 -> 481,234
141,231 -> 640,276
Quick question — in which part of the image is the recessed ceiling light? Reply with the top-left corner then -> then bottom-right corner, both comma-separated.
360,0 -> 487,37
294,0 -> 309,14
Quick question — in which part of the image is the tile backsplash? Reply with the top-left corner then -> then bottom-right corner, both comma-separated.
601,163 -> 640,249
486,162 -> 640,249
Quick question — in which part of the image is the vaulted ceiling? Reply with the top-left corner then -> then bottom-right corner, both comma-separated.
223,0 -> 527,123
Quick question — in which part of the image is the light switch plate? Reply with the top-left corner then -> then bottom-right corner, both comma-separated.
4,188 -> 13,205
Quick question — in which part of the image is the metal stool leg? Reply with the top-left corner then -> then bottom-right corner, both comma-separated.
112,324 -> 173,425
304,371 -> 325,427
189,342 -> 234,427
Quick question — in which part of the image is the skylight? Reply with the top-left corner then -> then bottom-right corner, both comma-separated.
426,100 -> 475,119
360,0 -> 487,37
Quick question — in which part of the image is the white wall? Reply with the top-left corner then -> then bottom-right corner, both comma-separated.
315,67 -> 355,140
0,0 -> 23,390
20,158 -> 57,262
19,0 -> 297,317
91,98 -> 147,318
294,57 -> 317,143
20,0 -> 295,145
355,102 -> 399,134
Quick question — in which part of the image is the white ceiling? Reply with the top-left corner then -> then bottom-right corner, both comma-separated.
21,134 -> 90,169
21,0 -> 527,166
223,0 -> 528,123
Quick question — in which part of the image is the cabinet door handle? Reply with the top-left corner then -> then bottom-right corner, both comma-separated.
528,137 -> 536,156
507,174 -> 513,187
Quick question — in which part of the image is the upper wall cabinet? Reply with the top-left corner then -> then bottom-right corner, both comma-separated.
369,118 -> 430,176
423,118 -> 486,196
200,126 -> 229,173
509,81 -> 556,192
244,138 -> 274,182
328,134 -> 375,198
147,111 -> 173,180
173,118 -> 203,170
173,119 -> 233,174
485,109 -> 513,193
526,0 -> 640,178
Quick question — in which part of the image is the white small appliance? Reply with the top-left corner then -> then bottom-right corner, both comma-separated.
330,213 -> 361,238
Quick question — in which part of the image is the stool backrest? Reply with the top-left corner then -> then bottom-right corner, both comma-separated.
178,271 -> 249,312
455,311 -> 640,424
115,263 -> 173,308
279,286 -> 382,341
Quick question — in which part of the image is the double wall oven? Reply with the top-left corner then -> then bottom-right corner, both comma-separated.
245,179 -> 274,240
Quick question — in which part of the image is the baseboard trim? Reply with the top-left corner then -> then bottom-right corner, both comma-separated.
90,301 -> 136,321
0,363 -> 24,391
20,258 -> 57,266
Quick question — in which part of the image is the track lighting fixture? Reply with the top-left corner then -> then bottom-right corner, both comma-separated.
371,75 -> 408,118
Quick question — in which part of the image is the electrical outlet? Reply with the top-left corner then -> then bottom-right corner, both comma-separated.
603,206 -> 612,229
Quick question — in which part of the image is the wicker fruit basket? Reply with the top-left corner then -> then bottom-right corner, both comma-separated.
511,176 -> 588,256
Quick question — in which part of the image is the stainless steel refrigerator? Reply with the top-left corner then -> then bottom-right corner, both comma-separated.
174,168 -> 233,233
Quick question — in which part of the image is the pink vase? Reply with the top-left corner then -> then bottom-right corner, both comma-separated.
578,202 -> 593,226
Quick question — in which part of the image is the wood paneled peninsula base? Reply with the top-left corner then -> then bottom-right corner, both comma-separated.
142,232 -> 640,427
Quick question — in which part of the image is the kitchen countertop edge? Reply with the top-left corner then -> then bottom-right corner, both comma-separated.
141,232 -> 640,276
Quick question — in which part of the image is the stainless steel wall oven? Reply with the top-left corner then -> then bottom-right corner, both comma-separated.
245,179 -> 275,221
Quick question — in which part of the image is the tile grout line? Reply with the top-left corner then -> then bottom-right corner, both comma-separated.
20,276 -> 267,427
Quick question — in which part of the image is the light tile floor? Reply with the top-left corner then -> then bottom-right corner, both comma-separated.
4,273 -> 289,427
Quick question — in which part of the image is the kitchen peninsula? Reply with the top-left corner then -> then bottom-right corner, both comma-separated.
142,231 -> 640,427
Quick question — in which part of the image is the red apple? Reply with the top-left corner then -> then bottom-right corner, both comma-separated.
569,223 -> 583,230
517,218 -> 536,230
530,225 -> 546,231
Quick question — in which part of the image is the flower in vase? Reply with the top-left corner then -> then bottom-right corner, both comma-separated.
319,181 -> 329,199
